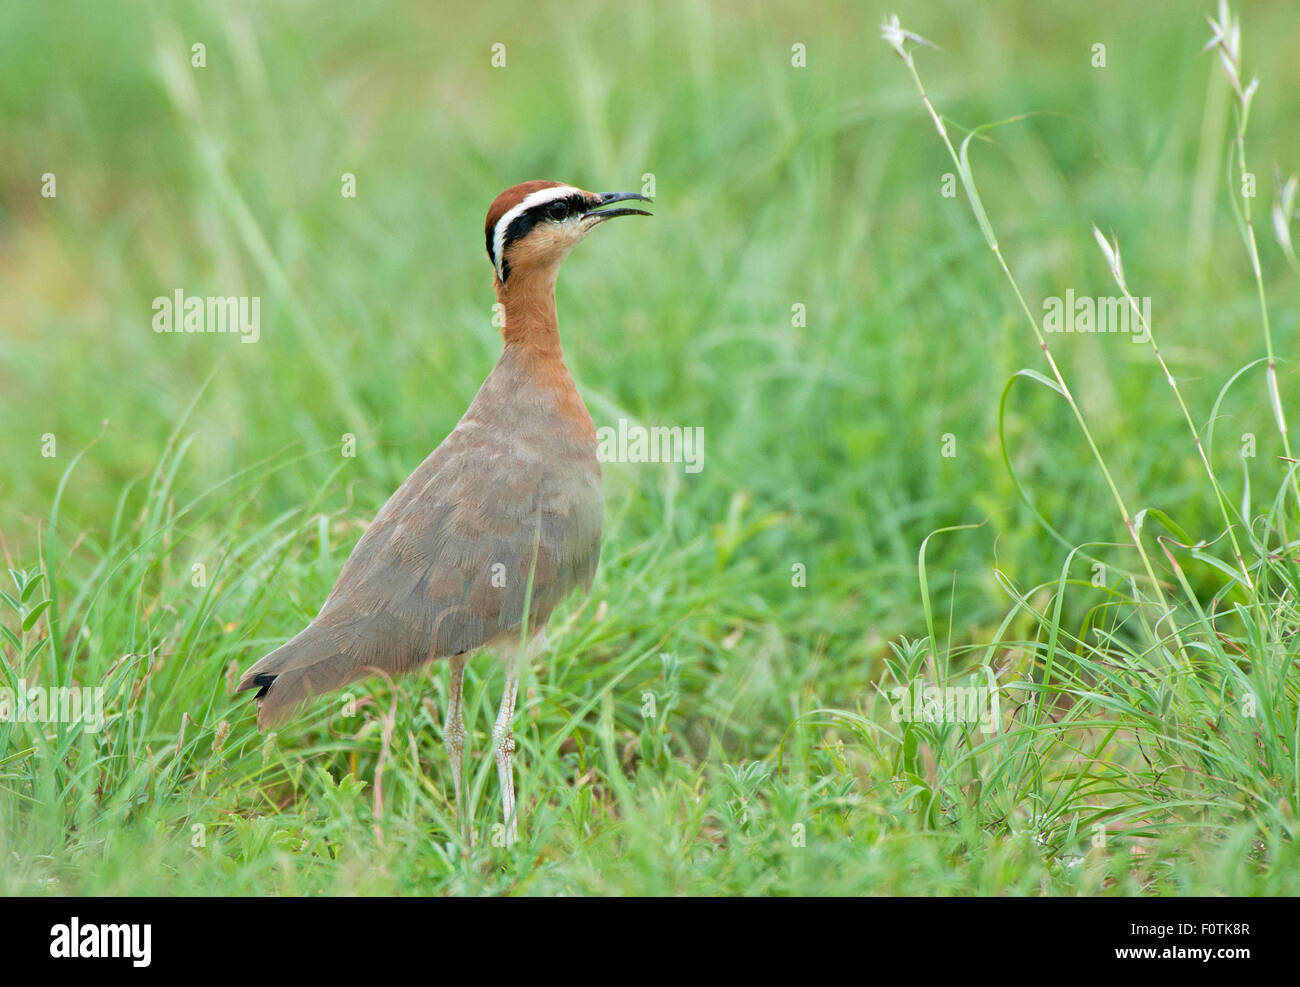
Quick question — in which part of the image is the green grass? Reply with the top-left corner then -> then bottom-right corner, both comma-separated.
2,0 -> 1300,895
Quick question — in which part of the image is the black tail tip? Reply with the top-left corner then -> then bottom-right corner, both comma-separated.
247,673 -> 277,701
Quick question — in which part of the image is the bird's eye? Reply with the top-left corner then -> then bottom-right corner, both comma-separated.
545,200 -> 569,221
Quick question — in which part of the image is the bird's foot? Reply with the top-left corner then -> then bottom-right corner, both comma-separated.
492,728 -> 517,846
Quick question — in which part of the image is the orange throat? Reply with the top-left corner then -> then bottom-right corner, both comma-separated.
495,270 -> 596,442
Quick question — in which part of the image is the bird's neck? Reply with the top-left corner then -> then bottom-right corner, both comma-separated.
497,268 -> 563,356
494,269 -> 596,442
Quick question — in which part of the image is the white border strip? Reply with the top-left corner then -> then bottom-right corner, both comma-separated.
492,185 -> 582,281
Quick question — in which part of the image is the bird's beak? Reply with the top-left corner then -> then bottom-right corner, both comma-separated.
583,191 -> 653,227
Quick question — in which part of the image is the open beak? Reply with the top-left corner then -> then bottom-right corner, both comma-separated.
583,191 -> 653,227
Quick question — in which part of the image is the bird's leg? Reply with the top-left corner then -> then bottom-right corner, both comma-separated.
491,647 -> 521,846
443,652 -> 469,845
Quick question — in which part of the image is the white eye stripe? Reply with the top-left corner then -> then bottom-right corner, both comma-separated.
492,185 -> 583,281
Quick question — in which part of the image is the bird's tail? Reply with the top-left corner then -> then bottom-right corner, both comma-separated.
236,624 -> 364,730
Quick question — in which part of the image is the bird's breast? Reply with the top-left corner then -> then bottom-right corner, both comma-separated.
307,343 -> 603,668
462,344 -> 604,549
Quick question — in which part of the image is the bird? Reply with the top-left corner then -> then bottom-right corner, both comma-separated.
236,180 -> 651,845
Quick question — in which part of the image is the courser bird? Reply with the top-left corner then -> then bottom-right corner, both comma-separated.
237,181 -> 651,844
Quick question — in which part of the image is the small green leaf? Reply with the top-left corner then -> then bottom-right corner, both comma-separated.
21,600 -> 51,633
1133,507 -> 1192,544
20,573 -> 44,605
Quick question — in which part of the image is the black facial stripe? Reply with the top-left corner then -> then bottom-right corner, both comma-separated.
504,195 -> 588,247
503,209 -> 542,254
546,193 -> 588,218
495,193 -> 592,282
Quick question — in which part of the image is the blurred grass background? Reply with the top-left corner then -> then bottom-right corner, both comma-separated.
2,0 -> 1300,894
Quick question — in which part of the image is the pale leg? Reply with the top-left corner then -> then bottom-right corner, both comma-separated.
491,647 -> 521,846
443,652 -> 469,842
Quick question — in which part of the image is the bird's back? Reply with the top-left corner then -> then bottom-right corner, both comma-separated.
239,344 -> 603,726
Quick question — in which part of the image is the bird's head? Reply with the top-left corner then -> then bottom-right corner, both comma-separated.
485,180 -> 652,288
